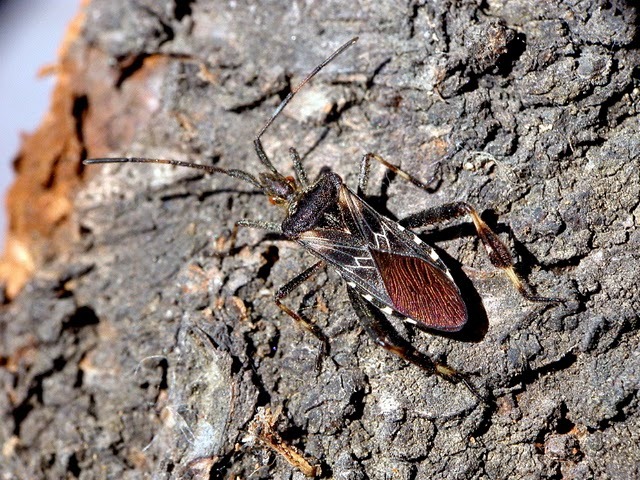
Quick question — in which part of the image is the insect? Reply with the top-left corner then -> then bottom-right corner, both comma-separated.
85,37 -> 562,398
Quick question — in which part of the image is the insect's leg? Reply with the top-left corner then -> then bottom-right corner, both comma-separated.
274,261 -> 330,363
289,147 -> 308,189
347,287 -> 485,402
356,152 -> 373,197
357,152 -> 439,197
213,219 -> 282,256
401,202 -> 563,303
236,219 -> 282,233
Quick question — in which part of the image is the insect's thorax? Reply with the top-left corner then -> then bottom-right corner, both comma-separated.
281,172 -> 345,238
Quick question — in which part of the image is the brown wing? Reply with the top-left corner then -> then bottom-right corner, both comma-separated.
371,250 -> 467,331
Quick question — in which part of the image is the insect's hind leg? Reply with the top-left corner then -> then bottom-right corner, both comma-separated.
401,202 -> 563,303
275,261 -> 331,366
347,287 -> 485,401
356,152 -> 557,301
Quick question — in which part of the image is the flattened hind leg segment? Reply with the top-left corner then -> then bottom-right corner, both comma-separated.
400,202 -> 563,303
353,152 -> 560,304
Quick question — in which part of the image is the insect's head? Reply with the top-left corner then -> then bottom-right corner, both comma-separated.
259,172 -> 297,205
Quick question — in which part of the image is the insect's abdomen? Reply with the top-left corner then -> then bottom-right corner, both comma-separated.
371,250 -> 468,332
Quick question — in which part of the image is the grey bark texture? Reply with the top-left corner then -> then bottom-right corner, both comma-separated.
1,0 -> 639,479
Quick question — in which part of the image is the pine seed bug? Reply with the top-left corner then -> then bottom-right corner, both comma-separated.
84,37 -> 563,399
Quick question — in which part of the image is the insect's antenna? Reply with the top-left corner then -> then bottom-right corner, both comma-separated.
255,37 -> 358,141
84,157 -> 262,189
253,37 -> 359,174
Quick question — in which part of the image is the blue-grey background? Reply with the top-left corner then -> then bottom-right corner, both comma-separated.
0,0 -> 79,247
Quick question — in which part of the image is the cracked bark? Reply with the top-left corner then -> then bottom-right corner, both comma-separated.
1,1 -> 639,479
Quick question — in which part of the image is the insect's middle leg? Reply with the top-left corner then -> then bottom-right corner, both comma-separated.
275,261 -> 330,360
401,202 -> 562,303
347,287 -> 484,401
357,152 -> 438,198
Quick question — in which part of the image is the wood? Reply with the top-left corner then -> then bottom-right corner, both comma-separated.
1,1 -> 639,478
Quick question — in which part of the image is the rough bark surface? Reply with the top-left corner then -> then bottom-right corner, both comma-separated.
1,1 -> 639,479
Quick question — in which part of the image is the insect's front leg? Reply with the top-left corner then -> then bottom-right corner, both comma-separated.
346,287 -> 485,401
237,219 -> 283,233
274,261 -> 330,366
401,202 -> 563,303
289,147 -> 309,189
214,219 -> 282,255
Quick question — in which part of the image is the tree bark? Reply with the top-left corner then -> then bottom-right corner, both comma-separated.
1,1 -> 639,478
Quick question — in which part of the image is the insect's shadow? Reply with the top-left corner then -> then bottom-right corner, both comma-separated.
413,213 -> 554,342
299,127 -> 331,164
